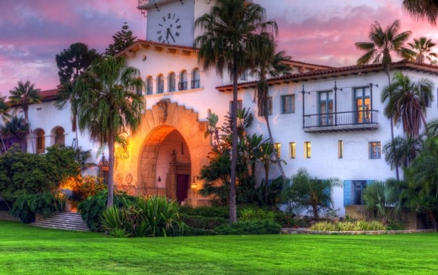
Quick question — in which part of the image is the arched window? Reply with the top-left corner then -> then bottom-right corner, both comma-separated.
146,76 -> 153,95
179,70 -> 188,90
192,68 -> 200,89
35,129 -> 45,154
168,72 -> 176,92
157,74 -> 164,94
54,127 -> 65,146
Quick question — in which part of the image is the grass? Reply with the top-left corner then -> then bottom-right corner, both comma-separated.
1,221 -> 437,275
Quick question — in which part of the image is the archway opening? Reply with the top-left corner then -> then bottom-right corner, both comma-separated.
140,126 -> 191,203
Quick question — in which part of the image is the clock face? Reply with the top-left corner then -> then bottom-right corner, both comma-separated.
156,12 -> 182,44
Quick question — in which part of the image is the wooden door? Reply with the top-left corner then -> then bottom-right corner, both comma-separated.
176,175 -> 189,203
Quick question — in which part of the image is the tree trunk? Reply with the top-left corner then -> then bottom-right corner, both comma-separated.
386,69 -> 399,180
264,112 -> 286,179
25,111 -> 35,154
264,164 -> 269,204
229,53 -> 238,224
312,203 -> 319,220
107,133 -> 115,208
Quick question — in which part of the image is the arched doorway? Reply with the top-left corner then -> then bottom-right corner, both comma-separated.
139,126 -> 191,203
114,99 -> 213,206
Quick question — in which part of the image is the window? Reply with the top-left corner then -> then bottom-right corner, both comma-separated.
304,141 -> 311,159
54,127 -> 65,146
146,76 -> 153,95
157,75 -> 164,93
258,97 -> 272,116
240,70 -> 248,81
168,72 -> 176,92
353,181 -> 367,205
422,86 -> 431,108
282,95 -> 295,114
289,142 -> 296,159
319,91 -> 333,126
338,140 -> 343,159
354,87 -> 371,124
229,100 -> 243,115
36,129 -> 45,154
369,142 -> 381,159
179,70 -> 188,90
274,143 -> 281,158
192,68 -> 200,88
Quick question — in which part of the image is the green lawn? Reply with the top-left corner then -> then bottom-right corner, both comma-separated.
1,221 -> 437,275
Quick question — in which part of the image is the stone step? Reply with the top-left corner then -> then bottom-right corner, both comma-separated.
32,212 -> 90,232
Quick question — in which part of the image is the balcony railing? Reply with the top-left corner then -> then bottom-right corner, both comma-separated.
191,80 -> 200,89
303,110 -> 379,133
178,81 -> 188,90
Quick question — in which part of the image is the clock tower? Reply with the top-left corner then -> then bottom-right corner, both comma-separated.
138,0 -> 214,47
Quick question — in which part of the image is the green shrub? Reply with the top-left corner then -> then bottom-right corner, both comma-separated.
310,220 -> 387,231
71,176 -> 106,202
273,212 -> 296,228
239,208 -> 275,222
10,193 -> 66,223
100,196 -> 184,237
180,214 -> 227,229
214,220 -> 281,235
179,205 -> 229,219
77,190 -> 135,231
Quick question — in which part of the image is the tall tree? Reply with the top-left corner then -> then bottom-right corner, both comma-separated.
194,0 -> 278,223
381,72 -> 433,138
8,80 -> 42,153
403,0 -> 438,25
355,19 -> 414,179
383,135 -> 423,170
0,97 -> 11,153
76,56 -> 144,207
105,22 -> 137,56
55,43 -> 100,84
408,37 -> 438,64
252,36 -> 291,179
404,137 -> 438,229
55,43 -> 100,158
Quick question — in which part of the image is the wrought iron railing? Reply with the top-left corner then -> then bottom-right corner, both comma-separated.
191,80 -> 200,89
178,81 -> 188,90
303,110 -> 379,128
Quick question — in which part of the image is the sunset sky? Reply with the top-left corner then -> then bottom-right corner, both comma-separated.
0,0 -> 437,95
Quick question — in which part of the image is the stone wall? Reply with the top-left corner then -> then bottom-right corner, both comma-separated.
0,211 -> 19,222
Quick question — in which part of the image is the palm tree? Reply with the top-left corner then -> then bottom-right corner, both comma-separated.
76,56 -> 144,207
381,72 -> 433,138
404,137 -> 438,229
383,135 -> 423,170
403,0 -> 438,25
355,20 -> 414,180
8,80 -> 42,153
408,37 -> 438,64
194,0 -> 277,223
252,36 -> 291,179
1,116 -> 29,151
0,97 -> 11,153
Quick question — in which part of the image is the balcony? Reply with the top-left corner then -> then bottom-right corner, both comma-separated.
178,81 -> 188,90
303,110 -> 379,133
191,80 -> 200,89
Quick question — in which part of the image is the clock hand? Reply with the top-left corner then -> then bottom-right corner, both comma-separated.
166,28 -> 170,41
169,31 -> 176,43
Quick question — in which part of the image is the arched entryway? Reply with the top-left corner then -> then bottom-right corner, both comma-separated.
114,99 -> 212,206
139,126 -> 191,202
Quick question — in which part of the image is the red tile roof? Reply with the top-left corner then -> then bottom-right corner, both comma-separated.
216,61 -> 438,91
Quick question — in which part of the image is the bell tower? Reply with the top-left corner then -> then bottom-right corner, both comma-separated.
137,0 -> 215,47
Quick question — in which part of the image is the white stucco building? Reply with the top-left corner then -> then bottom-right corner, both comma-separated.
17,0 -> 438,216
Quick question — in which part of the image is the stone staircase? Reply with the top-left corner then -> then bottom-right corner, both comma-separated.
32,211 -> 90,232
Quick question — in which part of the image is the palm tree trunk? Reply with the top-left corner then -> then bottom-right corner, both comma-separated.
264,112 -> 286,179
229,53 -> 239,224
386,69 -> 399,180
264,164 -> 269,203
25,111 -> 35,154
107,133 -> 115,208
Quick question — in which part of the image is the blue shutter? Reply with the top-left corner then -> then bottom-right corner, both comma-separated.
344,180 -> 352,206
